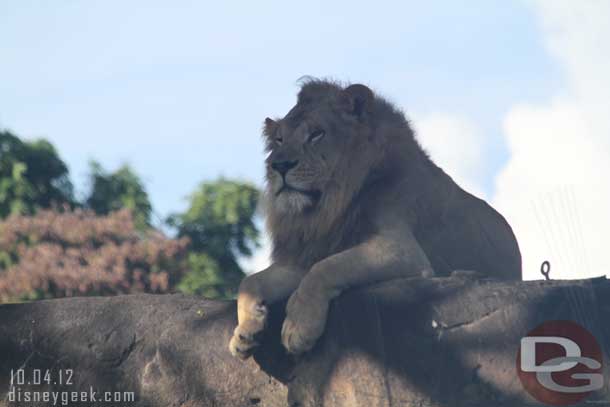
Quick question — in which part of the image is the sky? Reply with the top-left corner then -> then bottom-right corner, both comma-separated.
1,1 -> 608,280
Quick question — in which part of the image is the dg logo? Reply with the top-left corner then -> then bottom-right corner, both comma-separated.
517,320 -> 604,405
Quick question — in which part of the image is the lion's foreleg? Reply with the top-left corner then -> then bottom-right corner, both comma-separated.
281,232 -> 432,354
230,264 -> 303,359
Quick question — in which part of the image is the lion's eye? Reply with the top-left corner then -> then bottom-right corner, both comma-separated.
275,137 -> 283,145
308,129 -> 325,143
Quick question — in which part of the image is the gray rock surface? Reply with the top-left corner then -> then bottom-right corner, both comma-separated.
1,275 -> 609,406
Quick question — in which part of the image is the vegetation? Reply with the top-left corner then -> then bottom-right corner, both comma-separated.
169,179 -> 260,299
85,161 -> 152,230
0,131 -> 74,218
0,131 -> 261,302
0,209 -> 189,302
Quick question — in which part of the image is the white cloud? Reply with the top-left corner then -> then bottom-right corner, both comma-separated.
413,114 -> 488,199
493,0 -> 610,280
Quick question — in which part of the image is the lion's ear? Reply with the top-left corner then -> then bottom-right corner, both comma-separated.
341,84 -> 374,119
263,117 -> 278,136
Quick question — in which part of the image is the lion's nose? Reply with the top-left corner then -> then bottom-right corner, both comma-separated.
271,160 -> 298,176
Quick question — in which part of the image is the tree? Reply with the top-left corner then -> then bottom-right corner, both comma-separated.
0,131 -> 74,218
169,179 -> 260,299
0,208 -> 189,302
85,161 -> 152,230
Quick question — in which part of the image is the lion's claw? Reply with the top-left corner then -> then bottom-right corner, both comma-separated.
280,290 -> 328,355
229,303 -> 268,359
229,327 -> 258,359
281,316 -> 318,355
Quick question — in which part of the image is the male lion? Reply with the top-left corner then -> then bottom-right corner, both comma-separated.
229,79 -> 521,358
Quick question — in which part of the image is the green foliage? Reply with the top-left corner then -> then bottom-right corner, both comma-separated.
0,131 -> 262,302
176,253 -> 240,299
85,161 -> 152,230
170,179 -> 260,299
0,131 -> 74,218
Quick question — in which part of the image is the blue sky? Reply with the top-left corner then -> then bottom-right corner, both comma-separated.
1,1 -> 558,213
2,1 -> 608,279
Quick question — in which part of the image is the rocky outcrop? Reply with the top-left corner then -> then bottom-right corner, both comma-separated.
1,275 -> 608,406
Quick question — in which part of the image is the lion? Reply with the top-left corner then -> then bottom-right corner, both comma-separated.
229,79 -> 521,358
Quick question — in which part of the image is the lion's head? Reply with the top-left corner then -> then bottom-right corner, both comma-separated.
263,80 -> 389,215
262,79 -> 422,264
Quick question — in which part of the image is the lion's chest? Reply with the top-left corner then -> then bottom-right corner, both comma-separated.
273,211 -> 372,269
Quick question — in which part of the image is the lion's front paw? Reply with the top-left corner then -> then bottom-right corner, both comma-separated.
281,290 -> 328,355
229,303 -> 267,359
281,316 -> 320,355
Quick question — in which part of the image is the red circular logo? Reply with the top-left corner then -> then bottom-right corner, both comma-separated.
516,320 -> 603,405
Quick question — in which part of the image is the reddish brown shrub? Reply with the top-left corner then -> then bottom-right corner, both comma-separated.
0,208 -> 189,302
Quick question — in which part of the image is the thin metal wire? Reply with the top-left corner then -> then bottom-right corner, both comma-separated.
532,189 -> 589,328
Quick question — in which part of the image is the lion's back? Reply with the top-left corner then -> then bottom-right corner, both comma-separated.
413,184 -> 522,280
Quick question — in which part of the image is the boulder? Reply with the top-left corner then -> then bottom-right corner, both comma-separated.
1,275 -> 608,406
